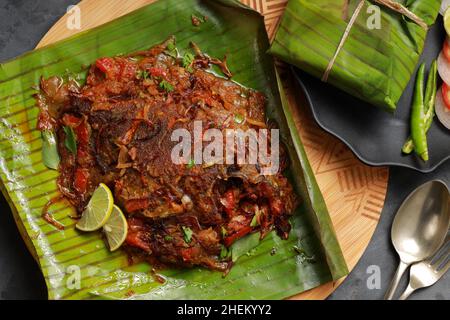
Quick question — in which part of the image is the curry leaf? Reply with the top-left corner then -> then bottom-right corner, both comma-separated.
41,130 -> 60,170
159,80 -> 174,92
63,126 -> 77,155
250,209 -> 261,227
219,245 -> 230,260
182,52 -> 195,71
181,226 -> 193,243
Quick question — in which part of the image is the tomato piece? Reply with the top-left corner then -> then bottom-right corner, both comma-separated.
442,83 -> 450,111
74,121 -> 89,145
444,40 -> 450,64
76,147 -> 90,166
95,57 -> 120,79
148,67 -> 167,78
223,226 -> 252,247
181,247 -> 200,262
73,168 -> 88,194
62,114 -> 81,127
125,218 -> 152,252
121,61 -> 138,79
96,57 -> 137,80
125,199 -> 150,212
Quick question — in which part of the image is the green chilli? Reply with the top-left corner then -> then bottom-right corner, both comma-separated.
411,64 -> 429,161
402,60 -> 437,156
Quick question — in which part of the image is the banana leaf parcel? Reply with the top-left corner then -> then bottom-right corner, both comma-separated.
0,0 -> 347,299
269,0 -> 441,111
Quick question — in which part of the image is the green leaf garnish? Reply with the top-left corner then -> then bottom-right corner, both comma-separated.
186,158 -> 195,169
250,209 -> 260,227
220,245 -> 230,260
165,41 -> 178,58
136,69 -> 149,80
164,235 -> 173,242
182,52 -> 195,71
181,226 -> 193,243
159,80 -> 174,92
63,126 -> 77,155
234,113 -> 245,124
41,130 -> 60,170
221,226 -> 228,237
166,42 -> 176,52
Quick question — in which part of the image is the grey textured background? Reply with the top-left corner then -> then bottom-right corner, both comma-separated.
0,0 -> 448,300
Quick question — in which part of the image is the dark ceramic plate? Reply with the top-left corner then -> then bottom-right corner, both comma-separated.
292,19 -> 450,173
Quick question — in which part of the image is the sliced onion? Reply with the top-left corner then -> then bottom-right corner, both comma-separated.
441,0 -> 450,15
435,87 -> 450,129
437,51 -> 450,85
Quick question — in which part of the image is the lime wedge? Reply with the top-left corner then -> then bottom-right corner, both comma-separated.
76,183 -> 114,232
103,205 -> 128,251
444,8 -> 450,36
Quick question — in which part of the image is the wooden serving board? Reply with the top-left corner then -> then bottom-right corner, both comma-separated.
37,0 -> 389,300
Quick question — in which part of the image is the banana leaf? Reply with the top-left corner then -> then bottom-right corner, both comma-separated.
269,0 -> 441,112
0,0 -> 347,300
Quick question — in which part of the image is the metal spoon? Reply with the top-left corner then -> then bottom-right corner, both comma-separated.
384,180 -> 450,300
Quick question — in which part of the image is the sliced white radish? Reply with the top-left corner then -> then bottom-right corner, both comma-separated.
437,51 -> 450,85
441,0 -> 450,16
435,87 -> 450,129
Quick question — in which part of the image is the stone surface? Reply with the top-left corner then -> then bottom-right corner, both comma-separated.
0,0 -> 448,300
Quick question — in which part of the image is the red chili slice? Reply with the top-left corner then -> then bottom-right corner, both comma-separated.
73,168 -> 88,194
181,247 -> 200,262
62,114 -> 81,127
126,233 -> 151,252
96,57 -> 137,80
95,57 -> 120,79
223,226 -> 252,247
75,121 -> 89,145
442,83 -> 450,111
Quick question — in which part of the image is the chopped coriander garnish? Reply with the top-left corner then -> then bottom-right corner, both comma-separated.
136,69 -> 149,80
182,52 -> 195,71
186,158 -> 195,169
181,226 -> 193,243
165,41 -> 178,58
221,226 -> 228,237
234,113 -> 245,124
164,235 -> 173,242
159,80 -> 174,92
63,126 -> 77,155
166,42 -> 176,52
